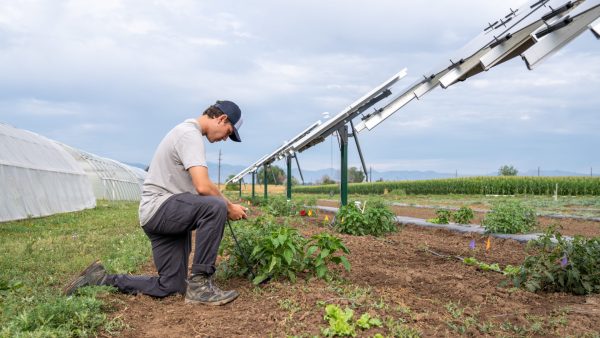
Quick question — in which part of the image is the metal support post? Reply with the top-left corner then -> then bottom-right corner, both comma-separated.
294,155 -> 305,185
349,120 -> 369,182
251,171 -> 255,199
263,164 -> 268,200
339,125 -> 348,206
238,179 -> 242,198
286,156 -> 292,200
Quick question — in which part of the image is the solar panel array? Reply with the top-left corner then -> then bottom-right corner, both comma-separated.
228,0 -> 599,185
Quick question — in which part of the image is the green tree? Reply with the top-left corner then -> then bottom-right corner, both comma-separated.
225,174 -> 239,191
256,165 -> 285,184
498,165 -> 518,176
319,175 -> 336,185
348,166 -> 365,183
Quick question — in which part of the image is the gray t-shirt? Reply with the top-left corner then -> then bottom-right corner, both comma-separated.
139,119 -> 207,226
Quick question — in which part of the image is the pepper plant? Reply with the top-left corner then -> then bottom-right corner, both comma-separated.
334,201 -> 396,236
513,226 -> 600,295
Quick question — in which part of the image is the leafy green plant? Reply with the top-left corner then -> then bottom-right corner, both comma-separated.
250,226 -> 306,284
452,206 -> 475,224
321,304 -> 382,337
482,200 -> 537,234
355,313 -> 382,329
305,233 -> 351,280
463,257 -> 519,276
322,304 -> 356,337
434,209 -> 452,224
220,218 -> 351,284
334,202 -> 396,236
513,226 -> 600,295
263,196 -> 300,217
218,215 -> 280,279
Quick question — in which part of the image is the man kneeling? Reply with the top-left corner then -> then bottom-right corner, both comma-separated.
64,100 -> 248,305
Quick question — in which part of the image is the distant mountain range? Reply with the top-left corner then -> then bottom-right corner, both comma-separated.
124,162 -> 595,184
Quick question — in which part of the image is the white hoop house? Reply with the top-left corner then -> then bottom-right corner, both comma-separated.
0,123 -> 96,222
58,144 -> 146,201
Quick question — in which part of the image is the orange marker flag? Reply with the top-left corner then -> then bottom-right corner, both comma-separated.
486,237 -> 491,251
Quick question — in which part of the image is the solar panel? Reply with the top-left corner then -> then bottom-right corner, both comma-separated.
522,3 -> 600,69
226,121 -> 323,184
356,0 -> 600,132
591,17 -> 600,37
230,0 -> 600,187
288,68 -> 407,153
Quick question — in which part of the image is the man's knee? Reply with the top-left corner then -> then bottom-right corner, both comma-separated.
161,276 -> 187,295
208,196 -> 227,217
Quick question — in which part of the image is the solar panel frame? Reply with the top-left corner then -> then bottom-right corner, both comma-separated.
522,3 -> 600,69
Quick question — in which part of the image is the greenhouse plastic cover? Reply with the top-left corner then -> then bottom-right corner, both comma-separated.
57,143 -> 145,201
0,123 -> 96,222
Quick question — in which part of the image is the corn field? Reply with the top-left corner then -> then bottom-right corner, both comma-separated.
292,176 -> 600,196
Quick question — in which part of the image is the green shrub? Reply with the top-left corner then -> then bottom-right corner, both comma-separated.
452,206 -> 475,224
482,200 -> 536,234
305,233 -> 351,280
250,226 -> 306,284
334,202 -> 397,236
218,215 -> 280,279
262,196 -> 299,217
513,227 -> 600,295
219,217 -> 351,284
434,209 -> 452,224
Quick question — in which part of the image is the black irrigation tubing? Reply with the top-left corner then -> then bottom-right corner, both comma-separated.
226,220 -> 256,281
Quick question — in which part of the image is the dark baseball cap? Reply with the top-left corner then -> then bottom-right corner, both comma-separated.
213,100 -> 243,142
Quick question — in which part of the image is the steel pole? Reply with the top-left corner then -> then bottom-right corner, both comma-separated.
286,156 -> 292,200
264,164 -> 268,200
339,126 -> 348,206
251,171 -> 255,199
350,120 -> 369,182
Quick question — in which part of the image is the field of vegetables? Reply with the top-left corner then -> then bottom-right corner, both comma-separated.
3,195 -> 600,337
293,176 -> 600,196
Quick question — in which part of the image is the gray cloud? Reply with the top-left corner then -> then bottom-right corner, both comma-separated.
0,0 -> 598,175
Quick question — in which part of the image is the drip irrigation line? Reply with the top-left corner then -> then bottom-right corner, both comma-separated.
226,220 -> 256,280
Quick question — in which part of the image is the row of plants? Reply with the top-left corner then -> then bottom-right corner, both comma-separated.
428,200 -> 537,234
292,176 -> 600,196
218,215 -> 351,284
427,206 -> 475,225
456,226 -> 600,295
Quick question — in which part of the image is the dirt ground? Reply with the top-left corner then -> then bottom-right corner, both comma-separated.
102,207 -> 600,337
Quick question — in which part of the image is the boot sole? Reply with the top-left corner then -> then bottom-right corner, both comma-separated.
62,260 -> 102,295
184,292 -> 239,306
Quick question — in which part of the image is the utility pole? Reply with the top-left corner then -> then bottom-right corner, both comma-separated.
455,169 -> 457,178
369,166 -> 372,182
591,167 -> 593,177
538,166 -> 540,177
218,149 -> 222,190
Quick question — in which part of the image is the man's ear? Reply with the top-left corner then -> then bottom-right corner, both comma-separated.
217,115 -> 228,124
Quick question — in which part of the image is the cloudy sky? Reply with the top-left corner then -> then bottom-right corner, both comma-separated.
1,0 -> 599,175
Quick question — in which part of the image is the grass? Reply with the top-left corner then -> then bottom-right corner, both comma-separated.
0,200 -> 150,337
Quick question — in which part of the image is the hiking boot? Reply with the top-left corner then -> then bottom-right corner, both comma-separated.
185,274 -> 239,306
63,260 -> 107,296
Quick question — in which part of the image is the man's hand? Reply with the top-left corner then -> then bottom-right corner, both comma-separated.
228,203 -> 248,221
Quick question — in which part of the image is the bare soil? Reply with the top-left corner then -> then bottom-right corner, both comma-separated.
102,207 -> 600,337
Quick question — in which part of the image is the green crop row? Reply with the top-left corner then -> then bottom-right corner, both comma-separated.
292,176 -> 600,196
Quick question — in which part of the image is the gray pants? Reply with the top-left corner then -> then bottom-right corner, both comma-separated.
105,193 -> 227,297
